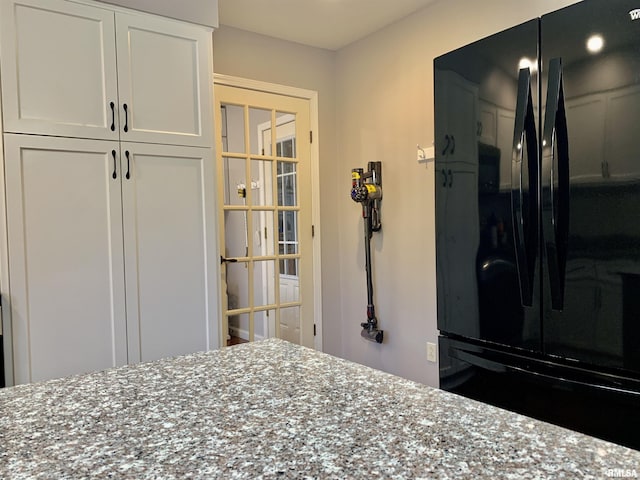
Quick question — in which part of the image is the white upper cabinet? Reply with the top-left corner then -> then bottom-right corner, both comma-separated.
0,0 -> 120,140
115,13 -> 213,147
0,0 -> 213,147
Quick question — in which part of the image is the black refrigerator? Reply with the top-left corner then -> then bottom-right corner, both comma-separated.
435,0 -> 640,450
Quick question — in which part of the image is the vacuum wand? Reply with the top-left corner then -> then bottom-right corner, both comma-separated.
351,162 -> 383,344
361,202 -> 383,343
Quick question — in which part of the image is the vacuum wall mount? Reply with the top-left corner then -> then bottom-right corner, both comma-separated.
351,161 -> 383,344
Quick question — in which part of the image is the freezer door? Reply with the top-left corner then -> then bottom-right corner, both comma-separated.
434,20 -> 541,352
439,336 -> 640,450
541,0 -> 640,375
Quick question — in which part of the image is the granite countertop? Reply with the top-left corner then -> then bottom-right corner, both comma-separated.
1,339 -> 638,479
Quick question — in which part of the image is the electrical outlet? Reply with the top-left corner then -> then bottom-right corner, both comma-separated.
426,342 -> 437,363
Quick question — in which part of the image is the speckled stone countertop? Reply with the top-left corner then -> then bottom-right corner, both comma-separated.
1,339 -> 639,479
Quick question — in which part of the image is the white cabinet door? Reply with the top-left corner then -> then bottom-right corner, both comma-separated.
0,0 -> 213,147
4,134 -> 127,384
121,143 -> 218,363
0,0 -> 119,140
115,13 -> 213,147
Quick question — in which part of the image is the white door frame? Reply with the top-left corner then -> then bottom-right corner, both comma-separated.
213,74 -> 323,352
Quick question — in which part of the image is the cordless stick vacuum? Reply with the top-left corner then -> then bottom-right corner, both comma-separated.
351,162 -> 383,344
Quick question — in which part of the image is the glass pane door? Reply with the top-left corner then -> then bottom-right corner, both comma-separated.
215,84 -> 313,347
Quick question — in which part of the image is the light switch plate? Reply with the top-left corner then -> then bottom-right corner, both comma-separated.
417,145 -> 435,163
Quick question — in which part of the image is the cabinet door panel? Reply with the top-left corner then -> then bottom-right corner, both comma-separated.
0,0 -> 119,140
116,13 -> 213,147
121,143 -> 218,363
4,135 -> 127,384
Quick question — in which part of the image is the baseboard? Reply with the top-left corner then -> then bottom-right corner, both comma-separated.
229,326 -> 266,342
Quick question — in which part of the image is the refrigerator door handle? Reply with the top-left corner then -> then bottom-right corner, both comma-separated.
511,67 -> 538,307
542,58 -> 570,311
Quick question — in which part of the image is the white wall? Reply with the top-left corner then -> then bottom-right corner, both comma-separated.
213,0 -> 581,386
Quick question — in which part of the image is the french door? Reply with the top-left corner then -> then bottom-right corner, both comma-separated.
214,84 -> 314,347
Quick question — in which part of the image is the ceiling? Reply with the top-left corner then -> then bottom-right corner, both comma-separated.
217,0 -> 438,51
